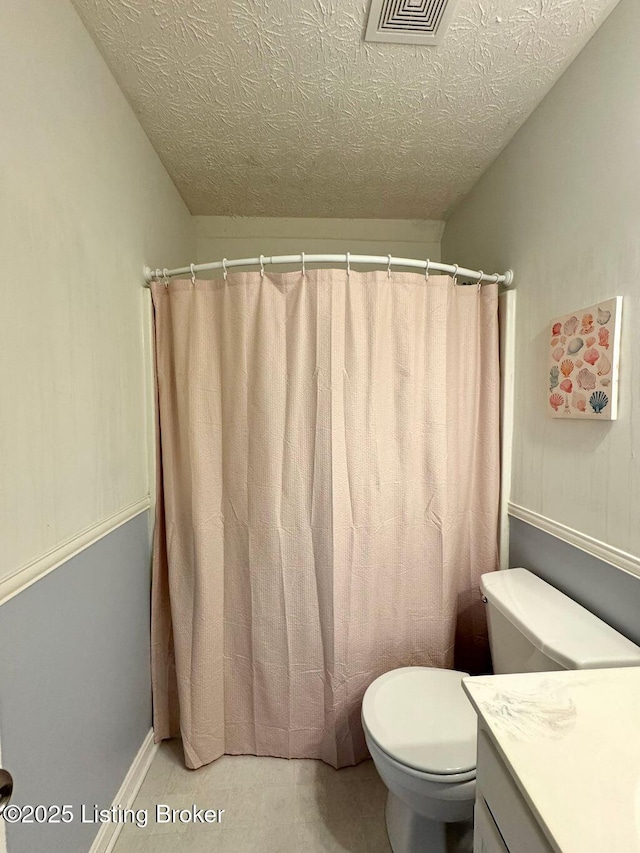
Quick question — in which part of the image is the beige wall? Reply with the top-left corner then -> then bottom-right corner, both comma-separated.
195,216 -> 444,272
443,0 -> 640,563
0,0 -> 195,596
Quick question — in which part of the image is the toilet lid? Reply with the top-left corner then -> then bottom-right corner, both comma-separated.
362,667 -> 477,775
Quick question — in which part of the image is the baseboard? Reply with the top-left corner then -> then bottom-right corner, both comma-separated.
508,502 -> 640,580
89,729 -> 158,853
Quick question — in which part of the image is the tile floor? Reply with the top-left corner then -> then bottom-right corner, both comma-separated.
113,740 -> 473,852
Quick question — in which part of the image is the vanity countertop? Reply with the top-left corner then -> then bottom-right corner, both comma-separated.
463,666 -> 640,853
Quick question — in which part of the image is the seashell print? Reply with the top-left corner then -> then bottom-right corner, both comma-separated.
589,391 -> 608,414
560,335 -> 567,344
586,336 -> 596,347
597,307 -> 611,325
560,378 -> 572,393
564,316 -> 578,336
572,392 -> 586,413
598,327 -> 609,349
552,322 -> 562,336
577,367 -> 596,390
581,314 -> 594,334
567,337 -> 584,354
551,337 -> 560,347
600,378 -> 611,387
597,353 -> 611,376
549,365 -> 560,390
552,347 -> 564,362
560,359 -> 574,377
575,359 -> 583,368
549,393 -> 564,412
584,348 -> 600,366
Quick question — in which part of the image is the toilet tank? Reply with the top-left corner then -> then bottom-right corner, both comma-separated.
480,568 -> 640,674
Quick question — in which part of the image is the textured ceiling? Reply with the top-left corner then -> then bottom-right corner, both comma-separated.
72,0 -> 619,218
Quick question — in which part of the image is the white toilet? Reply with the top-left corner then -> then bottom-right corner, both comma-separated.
361,568 -> 640,853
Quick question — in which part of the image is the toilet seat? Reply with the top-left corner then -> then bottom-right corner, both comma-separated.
365,733 -> 476,785
362,667 -> 477,780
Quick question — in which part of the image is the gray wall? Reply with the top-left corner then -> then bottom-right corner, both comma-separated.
510,516 -> 640,647
0,514 -> 152,853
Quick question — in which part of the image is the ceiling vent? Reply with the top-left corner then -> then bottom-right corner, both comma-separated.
364,0 -> 460,46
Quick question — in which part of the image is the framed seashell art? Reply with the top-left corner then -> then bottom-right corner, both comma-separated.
547,297 -> 622,419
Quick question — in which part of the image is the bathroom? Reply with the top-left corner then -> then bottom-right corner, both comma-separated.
1,0 -> 640,851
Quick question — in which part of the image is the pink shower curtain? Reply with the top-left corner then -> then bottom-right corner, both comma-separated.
151,270 -> 500,770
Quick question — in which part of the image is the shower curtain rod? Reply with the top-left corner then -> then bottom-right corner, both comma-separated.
143,256 -> 514,287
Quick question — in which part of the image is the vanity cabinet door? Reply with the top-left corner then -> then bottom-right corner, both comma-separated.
474,796 -> 509,853
476,729 -> 553,853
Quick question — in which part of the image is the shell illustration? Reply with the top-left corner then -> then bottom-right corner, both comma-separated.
589,391 -> 608,414
552,322 -> 562,336
584,348 -> 600,366
549,365 -> 560,390
572,393 -> 586,413
560,359 -> 574,377
597,307 -> 611,325
601,378 -> 611,387
586,336 -> 596,347
577,367 -> 596,390
549,393 -> 564,412
575,359 -> 583,368
564,316 -> 578,336
597,353 -> 611,376
581,314 -> 594,334
560,378 -> 572,393
598,327 -> 609,349
551,337 -> 560,347
567,337 -> 584,354
560,335 -> 567,344
552,347 -> 564,362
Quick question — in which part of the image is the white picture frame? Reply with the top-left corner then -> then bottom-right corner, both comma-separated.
548,296 -> 622,420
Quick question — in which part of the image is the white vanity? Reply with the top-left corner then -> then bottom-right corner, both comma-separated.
463,667 -> 640,853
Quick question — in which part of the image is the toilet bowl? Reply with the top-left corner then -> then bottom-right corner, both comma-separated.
361,667 -> 476,853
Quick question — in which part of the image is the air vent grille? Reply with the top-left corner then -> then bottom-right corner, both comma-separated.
365,0 -> 459,45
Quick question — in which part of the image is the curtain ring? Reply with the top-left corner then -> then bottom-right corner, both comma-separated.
162,268 -> 170,288
492,272 -> 500,284
477,270 -> 484,292
452,263 -> 458,284
346,252 -> 350,277
222,258 -> 228,280
425,259 -> 430,281
190,263 -> 196,285
301,252 -> 305,277
387,254 -> 392,278
259,254 -> 265,279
